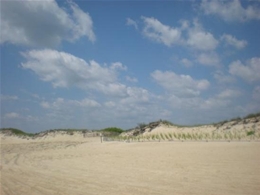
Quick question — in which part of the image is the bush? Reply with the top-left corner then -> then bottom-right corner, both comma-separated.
247,131 -> 255,136
138,123 -> 147,129
101,127 -> 124,134
244,112 -> 260,119
161,120 -> 174,126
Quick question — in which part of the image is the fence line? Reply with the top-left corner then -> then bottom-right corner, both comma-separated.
102,136 -> 260,143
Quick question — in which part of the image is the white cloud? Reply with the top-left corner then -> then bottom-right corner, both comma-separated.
21,49 -> 128,96
0,0 -> 95,47
40,101 -> 51,109
201,97 -> 231,110
151,70 -> 210,97
69,2 -> 96,42
142,16 -> 182,47
110,62 -> 127,71
187,20 -> 218,51
196,52 -> 220,66
78,98 -> 101,107
180,58 -> 193,67
201,0 -> 260,22
167,95 -> 230,111
140,17 -> 218,51
121,87 -> 150,104
38,93 -> 156,129
126,76 -> 138,83
221,34 -> 247,49
217,89 -> 241,99
21,49 -> 153,113
25,115 -> 39,122
4,112 -> 20,119
229,57 -> 260,82
213,71 -> 236,84
0,95 -> 18,101
126,18 -> 138,30
41,98 -> 101,110
179,19 -> 190,30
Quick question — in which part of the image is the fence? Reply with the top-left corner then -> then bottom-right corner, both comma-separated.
101,135 -> 260,143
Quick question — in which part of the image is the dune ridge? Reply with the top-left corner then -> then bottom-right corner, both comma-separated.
1,115 -> 260,195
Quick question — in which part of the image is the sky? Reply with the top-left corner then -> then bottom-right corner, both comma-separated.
1,0 -> 260,133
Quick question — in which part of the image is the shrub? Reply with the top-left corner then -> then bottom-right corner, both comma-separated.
161,120 -> 174,126
247,131 -> 255,136
101,127 -> 124,133
138,123 -> 147,129
244,112 -> 260,119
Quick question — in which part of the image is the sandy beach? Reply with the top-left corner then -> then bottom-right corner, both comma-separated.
1,135 -> 260,195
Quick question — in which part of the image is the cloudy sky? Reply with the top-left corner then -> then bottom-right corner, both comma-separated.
1,0 -> 260,133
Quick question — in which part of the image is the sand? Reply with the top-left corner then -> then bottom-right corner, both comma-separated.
1,136 -> 260,195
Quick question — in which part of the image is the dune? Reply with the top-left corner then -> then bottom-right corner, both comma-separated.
120,116 -> 260,142
1,115 -> 260,194
1,131 -> 260,195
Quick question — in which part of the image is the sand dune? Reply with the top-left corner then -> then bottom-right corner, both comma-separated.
120,116 -> 260,142
1,134 -> 260,195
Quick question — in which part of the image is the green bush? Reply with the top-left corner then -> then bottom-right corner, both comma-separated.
247,131 -> 255,136
138,123 -> 147,129
161,120 -> 174,126
101,127 -> 124,134
244,112 -> 260,119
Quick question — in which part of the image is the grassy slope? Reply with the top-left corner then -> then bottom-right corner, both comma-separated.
1,112 -> 259,137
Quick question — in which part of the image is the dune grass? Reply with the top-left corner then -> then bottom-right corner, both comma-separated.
104,130 -> 260,142
0,128 -> 34,137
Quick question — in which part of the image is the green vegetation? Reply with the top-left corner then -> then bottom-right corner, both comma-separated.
0,128 -> 34,137
137,123 -> 147,129
161,120 -> 174,126
245,112 -> 260,119
101,127 -> 124,134
2,111 -> 260,142
247,130 -> 255,136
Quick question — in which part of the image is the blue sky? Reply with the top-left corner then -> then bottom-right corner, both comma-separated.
1,0 -> 260,133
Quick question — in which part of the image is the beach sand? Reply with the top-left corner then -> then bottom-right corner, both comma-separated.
1,136 -> 260,195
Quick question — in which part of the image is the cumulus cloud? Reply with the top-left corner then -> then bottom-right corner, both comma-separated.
221,34 -> 247,49
142,16 -> 182,47
151,70 -> 210,97
180,58 -> 193,67
201,0 -> 260,22
69,2 -> 96,42
213,71 -> 236,84
167,95 -> 230,112
126,18 -> 138,29
41,98 -> 101,110
186,20 -> 218,51
0,0 -> 95,47
140,17 -> 218,51
40,101 -> 51,109
126,76 -> 138,83
110,62 -> 127,71
21,49 -> 152,107
21,49 -> 128,96
121,87 -> 150,104
38,92 -> 155,129
229,57 -> 260,82
0,95 -> 18,101
4,112 -> 20,119
196,52 -> 220,66
217,89 -> 241,99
